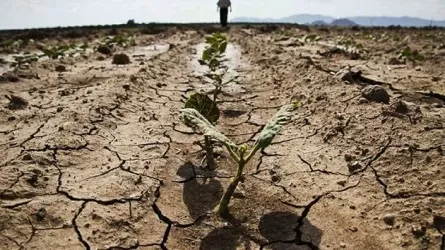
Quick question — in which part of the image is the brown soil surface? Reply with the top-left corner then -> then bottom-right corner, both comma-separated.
1,25 -> 444,250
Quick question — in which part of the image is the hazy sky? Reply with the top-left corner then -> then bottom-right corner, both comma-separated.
1,0 -> 445,29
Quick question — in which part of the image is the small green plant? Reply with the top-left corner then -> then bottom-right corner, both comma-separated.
101,35 -> 136,48
112,53 -> 131,65
398,47 -> 425,62
40,45 -> 71,59
180,103 -> 300,216
302,34 -> 321,43
11,54 -> 39,67
198,32 -> 237,101
184,93 -> 220,169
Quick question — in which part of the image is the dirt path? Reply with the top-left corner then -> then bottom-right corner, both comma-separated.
1,27 -> 444,250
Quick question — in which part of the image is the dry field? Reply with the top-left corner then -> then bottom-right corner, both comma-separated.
0,24 -> 444,250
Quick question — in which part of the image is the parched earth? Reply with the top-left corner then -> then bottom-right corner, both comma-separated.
0,26 -> 444,250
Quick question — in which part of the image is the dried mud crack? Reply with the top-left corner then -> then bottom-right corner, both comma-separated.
1,25 -> 445,250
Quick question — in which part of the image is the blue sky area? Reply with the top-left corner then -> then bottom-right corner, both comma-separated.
1,0 -> 445,29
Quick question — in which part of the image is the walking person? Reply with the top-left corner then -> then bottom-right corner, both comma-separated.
217,0 -> 232,27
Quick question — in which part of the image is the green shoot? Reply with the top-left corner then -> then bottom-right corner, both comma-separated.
199,32 -> 236,101
180,102 -> 300,216
398,47 -> 425,62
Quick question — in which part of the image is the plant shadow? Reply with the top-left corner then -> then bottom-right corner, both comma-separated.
176,162 -> 223,219
199,227 -> 256,250
198,211 -> 323,250
259,211 -> 323,249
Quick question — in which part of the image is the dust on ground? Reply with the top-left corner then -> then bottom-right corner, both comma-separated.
0,25 -> 444,250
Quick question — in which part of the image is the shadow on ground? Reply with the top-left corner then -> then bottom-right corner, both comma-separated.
199,211 -> 322,250
176,162 -> 223,219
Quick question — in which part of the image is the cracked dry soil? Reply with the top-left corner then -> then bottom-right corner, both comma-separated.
1,26 -> 444,250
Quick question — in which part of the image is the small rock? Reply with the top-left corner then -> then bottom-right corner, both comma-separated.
271,175 -> 281,183
349,205 -> 356,210
392,100 -> 409,114
86,90 -> 92,94
112,53 -> 131,65
344,154 -> 354,162
358,98 -> 368,104
22,154 -> 33,161
0,72 -> 20,83
349,226 -> 358,232
340,242 -> 346,248
411,225 -> 426,238
123,84 -> 130,90
97,45 -> 112,55
361,85 -> 390,104
337,180 -> 347,186
347,161 -> 362,173
433,215 -> 445,231
55,65 -> 66,72
36,207 -> 47,221
383,214 -> 395,225
56,107 -> 63,112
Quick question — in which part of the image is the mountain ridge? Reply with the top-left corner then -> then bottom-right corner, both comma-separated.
231,14 -> 445,27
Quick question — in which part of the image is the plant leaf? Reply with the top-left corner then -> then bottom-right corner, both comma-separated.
252,103 -> 299,150
180,108 -> 237,150
218,41 -> 228,54
184,93 -> 220,124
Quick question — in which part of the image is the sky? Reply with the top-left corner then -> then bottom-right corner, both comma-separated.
1,0 -> 445,29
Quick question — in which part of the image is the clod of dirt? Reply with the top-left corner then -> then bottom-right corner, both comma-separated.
388,57 -> 404,65
383,214 -> 396,225
97,45 -> 112,55
411,225 -> 427,238
391,100 -> 409,114
112,53 -> 131,65
433,215 -> 445,231
36,207 -> 47,221
26,173 -> 38,187
347,161 -> 362,173
55,65 -> 67,72
22,154 -> 33,161
0,72 -> 20,83
5,95 -> 28,110
361,85 -> 390,104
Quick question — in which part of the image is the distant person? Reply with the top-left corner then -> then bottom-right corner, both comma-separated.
217,0 -> 232,27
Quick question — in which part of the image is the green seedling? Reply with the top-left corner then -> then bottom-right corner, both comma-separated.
40,45 -> 71,59
180,102 -> 300,216
199,32 -> 237,101
184,93 -> 220,169
302,34 -> 321,43
398,47 -> 425,62
11,54 -> 39,67
102,35 -> 136,48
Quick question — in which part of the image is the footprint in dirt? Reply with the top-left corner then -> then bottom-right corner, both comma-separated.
176,162 -> 223,219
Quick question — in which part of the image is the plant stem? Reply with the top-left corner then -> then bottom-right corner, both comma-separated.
217,161 -> 245,216
204,136 -> 215,169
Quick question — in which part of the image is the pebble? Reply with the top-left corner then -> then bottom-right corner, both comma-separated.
361,85 -> 390,104
340,242 -> 346,248
383,214 -> 395,225
349,226 -> 358,232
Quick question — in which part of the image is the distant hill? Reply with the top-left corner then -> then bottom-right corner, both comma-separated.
231,14 -> 445,27
311,20 -> 329,26
331,18 -> 357,27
